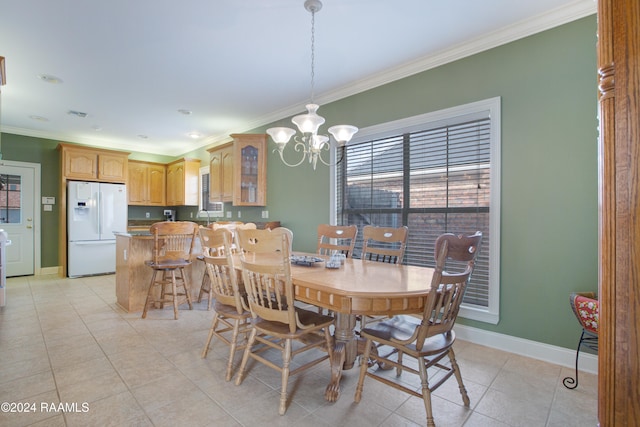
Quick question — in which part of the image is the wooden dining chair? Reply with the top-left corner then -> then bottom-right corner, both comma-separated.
234,230 -> 334,415
361,225 -> 408,264
316,224 -> 358,258
232,222 -> 257,251
142,221 -> 199,320
197,225 -> 228,310
359,225 -> 409,328
200,228 -> 253,381
354,231 -> 482,427
273,227 -> 293,251
236,227 -> 293,254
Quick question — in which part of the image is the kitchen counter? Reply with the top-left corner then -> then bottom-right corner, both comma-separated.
117,230 -> 152,238
115,233 -> 205,313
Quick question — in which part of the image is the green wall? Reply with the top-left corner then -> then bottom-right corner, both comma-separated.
1,134 -> 60,267
0,15 -> 597,350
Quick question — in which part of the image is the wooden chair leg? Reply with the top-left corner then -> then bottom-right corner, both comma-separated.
235,328 -> 258,386
180,267 -> 193,310
160,270 -> 167,309
142,269 -> 159,319
279,338 -> 292,415
449,348 -> 470,406
226,319 -> 241,381
170,270 -> 179,320
199,269 -> 213,310
418,357 -> 436,427
198,269 -> 209,303
201,313 -> 220,358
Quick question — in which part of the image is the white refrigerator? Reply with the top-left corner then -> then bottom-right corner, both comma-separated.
67,181 -> 127,277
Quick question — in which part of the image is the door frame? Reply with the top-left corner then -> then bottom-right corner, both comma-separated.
0,160 -> 41,275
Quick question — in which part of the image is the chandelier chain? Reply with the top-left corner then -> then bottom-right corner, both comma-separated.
310,8 -> 316,104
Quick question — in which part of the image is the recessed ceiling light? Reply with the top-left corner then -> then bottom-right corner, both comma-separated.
187,132 -> 201,139
29,115 -> 49,122
37,74 -> 63,84
178,109 -> 192,115
137,134 -> 149,140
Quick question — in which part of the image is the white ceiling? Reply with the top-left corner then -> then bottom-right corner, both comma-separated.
0,0 -> 595,157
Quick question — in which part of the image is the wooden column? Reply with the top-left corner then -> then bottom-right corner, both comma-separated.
597,0 -> 640,425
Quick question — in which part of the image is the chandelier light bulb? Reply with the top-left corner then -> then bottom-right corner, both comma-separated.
292,104 -> 325,134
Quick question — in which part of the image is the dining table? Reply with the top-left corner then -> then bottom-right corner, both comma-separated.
235,252 -> 435,402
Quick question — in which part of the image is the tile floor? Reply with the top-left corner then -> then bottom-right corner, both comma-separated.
0,274 -> 598,427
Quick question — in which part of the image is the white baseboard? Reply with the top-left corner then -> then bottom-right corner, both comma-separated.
37,266 -> 61,276
454,324 -> 598,374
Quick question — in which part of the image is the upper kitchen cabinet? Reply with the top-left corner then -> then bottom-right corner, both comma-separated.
166,158 -> 200,206
127,160 -> 166,206
207,143 -> 234,203
232,133 -> 267,206
59,143 -> 129,183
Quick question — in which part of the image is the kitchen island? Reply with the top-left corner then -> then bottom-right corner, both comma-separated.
115,232 -> 205,313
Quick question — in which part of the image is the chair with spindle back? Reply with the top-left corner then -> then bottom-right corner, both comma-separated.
142,221 -> 199,320
200,228 -> 252,381
316,224 -> 358,258
354,231 -> 483,427
234,229 -> 334,415
359,225 -> 409,328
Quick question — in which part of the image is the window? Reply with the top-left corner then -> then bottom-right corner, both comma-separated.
198,166 -> 223,217
334,97 -> 500,323
0,174 -> 22,224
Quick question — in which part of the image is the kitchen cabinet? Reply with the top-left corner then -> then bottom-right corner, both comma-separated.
207,143 -> 234,203
59,143 -> 128,183
232,133 -> 267,206
166,158 -> 200,206
127,160 -> 166,206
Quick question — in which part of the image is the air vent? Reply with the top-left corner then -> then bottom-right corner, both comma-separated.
67,110 -> 87,118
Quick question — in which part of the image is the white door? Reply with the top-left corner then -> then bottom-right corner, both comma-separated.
0,162 -> 36,276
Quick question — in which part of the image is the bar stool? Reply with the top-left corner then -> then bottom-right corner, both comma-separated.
142,221 -> 199,320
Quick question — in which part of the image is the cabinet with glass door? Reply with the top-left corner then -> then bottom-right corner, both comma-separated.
232,134 -> 267,206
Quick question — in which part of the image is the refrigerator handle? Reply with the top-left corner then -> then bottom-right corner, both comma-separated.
96,190 -> 102,236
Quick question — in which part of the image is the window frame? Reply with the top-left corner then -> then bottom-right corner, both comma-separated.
198,166 -> 224,218
331,97 -> 501,324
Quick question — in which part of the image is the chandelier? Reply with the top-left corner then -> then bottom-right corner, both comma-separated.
266,0 -> 358,170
